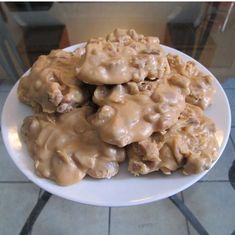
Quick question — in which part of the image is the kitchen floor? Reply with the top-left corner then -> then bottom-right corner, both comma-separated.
0,79 -> 235,235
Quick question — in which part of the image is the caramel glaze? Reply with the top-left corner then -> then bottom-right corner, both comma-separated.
90,75 -> 189,147
18,49 -> 88,113
17,28 -> 219,186
167,54 -> 215,109
21,106 -> 125,186
77,29 -> 170,85
128,104 -> 219,176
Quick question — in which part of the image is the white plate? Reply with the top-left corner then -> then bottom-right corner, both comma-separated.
1,44 -> 231,207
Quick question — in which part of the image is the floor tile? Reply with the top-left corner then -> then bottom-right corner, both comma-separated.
0,80 -> 14,92
110,198 -> 188,235
0,91 -> 9,120
202,138 -> 234,181
225,89 -> 235,127
228,128 -> 235,186
0,183 -> 39,235
230,128 -> 235,145
32,196 -> 109,235
183,182 -> 235,235
222,78 -> 235,89
0,135 -> 28,181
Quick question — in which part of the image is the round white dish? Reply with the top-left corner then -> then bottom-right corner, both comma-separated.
1,44 -> 231,207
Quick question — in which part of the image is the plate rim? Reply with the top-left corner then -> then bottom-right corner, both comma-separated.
1,44 -> 231,207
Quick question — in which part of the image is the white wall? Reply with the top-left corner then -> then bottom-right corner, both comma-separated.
49,2 -> 202,44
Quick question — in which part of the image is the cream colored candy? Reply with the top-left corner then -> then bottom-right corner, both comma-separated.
128,104 -> 219,176
21,106 -> 125,186
18,48 -> 88,113
18,29 -> 218,186
167,54 -> 215,109
90,77 -> 187,147
77,28 -> 170,85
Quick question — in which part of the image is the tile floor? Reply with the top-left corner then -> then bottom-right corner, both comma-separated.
0,78 -> 234,235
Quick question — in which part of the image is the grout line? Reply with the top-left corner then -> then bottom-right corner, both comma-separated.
198,180 -> 230,183
108,207 -> 111,235
170,195 -> 209,234
0,181 -> 31,183
20,191 -> 52,235
181,192 -> 190,235
31,188 -> 43,235
224,87 -> 235,90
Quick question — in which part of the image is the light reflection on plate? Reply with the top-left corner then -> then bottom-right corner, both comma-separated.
8,127 -> 22,151
215,129 -> 224,147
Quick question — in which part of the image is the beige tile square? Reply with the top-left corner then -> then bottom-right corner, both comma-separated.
202,138 -> 234,181
32,196 -> 109,235
110,198 -> 188,235
0,91 -> 9,120
225,89 -> 235,126
222,78 -> 235,89
230,128 -> 235,144
183,182 -> 235,235
0,81 -> 14,92
0,183 -> 39,235
0,135 -> 28,181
